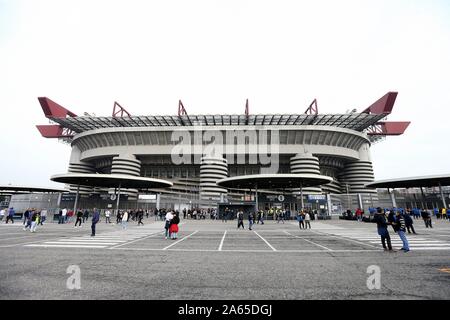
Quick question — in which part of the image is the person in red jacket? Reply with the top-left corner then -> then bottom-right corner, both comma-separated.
355,208 -> 363,222
169,212 -> 180,240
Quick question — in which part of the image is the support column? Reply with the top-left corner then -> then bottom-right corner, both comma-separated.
357,193 -> 363,211
389,188 -> 397,208
116,184 -> 121,214
326,193 -> 332,216
73,185 -> 80,215
439,183 -> 447,209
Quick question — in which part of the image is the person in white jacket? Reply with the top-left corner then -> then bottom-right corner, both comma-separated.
121,210 -> 129,230
164,211 -> 174,239
304,212 -> 311,229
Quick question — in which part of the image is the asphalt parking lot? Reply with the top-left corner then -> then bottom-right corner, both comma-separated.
1,218 -> 450,299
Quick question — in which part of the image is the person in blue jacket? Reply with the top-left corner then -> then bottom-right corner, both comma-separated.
91,208 -> 100,237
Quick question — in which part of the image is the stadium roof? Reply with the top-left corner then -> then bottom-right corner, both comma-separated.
0,185 -> 69,194
216,173 -> 333,190
365,174 -> 450,189
46,112 -> 388,133
35,92 -> 410,142
50,173 -> 173,189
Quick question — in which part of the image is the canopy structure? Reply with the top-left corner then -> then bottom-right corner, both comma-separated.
50,173 -> 173,214
217,173 -> 333,210
365,174 -> 450,208
0,185 -> 68,195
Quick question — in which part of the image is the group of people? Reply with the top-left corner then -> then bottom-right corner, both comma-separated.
0,207 -> 16,224
22,208 -> 46,232
164,210 -> 180,239
296,211 -> 312,229
373,207 -> 412,252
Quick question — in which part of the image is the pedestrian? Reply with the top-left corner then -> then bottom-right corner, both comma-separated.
105,209 -> 111,224
404,210 -> 416,234
237,210 -> 245,229
223,208 -> 229,223
121,210 -> 128,230
74,209 -> 83,227
23,208 -> 30,225
421,209 -> 432,228
392,210 -> 410,252
116,210 -> 122,224
83,209 -> 89,222
164,210 -> 174,239
30,211 -> 40,233
297,212 -> 305,229
248,212 -> 255,231
169,212 -> 180,239
373,207 -> 394,251
23,209 -> 33,231
138,210 -> 144,226
5,207 -> 15,224
60,207 -> 67,224
0,208 -> 5,222
356,208 -> 363,222
39,209 -> 47,225
183,208 -> 187,220
91,208 -> 100,237
304,211 -> 311,229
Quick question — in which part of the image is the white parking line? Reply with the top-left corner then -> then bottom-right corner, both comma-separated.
310,230 -> 379,249
218,231 -> 227,251
284,231 -> 332,251
108,231 -> 164,249
163,231 -> 198,250
254,231 -> 277,251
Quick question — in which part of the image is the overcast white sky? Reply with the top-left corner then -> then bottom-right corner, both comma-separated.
1,0 -> 450,188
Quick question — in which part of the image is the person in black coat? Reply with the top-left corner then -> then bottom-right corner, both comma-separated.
373,208 -> 393,251
404,211 -> 416,234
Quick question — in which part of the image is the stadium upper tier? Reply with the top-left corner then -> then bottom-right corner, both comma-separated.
36,92 -> 410,144
48,112 -> 387,133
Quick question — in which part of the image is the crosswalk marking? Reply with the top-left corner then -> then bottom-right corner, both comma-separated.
24,228 -> 166,249
320,228 -> 450,251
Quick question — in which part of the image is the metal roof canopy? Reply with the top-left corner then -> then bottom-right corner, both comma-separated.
365,174 -> 450,209
50,173 -> 173,189
216,174 -> 333,190
51,173 -> 173,215
48,113 -> 387,133
0,185 -> 69,194
365,174 -> 450,189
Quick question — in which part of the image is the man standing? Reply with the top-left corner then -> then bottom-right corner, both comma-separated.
237,210 -> 244,229
392,210 -> 410,252
91,208 -> 100,237
373,207 -> 394,251
421,208 -> 432,228
297,212 -> 305,229
105,209 -> 111,224
39,209 -> 47,225
248,212 -> 255,231
83,209 -> 89,223
60,208 -> 67,224
304,211 -> 311,229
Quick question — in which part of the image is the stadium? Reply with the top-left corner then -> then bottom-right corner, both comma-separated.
35,92 -> 410,214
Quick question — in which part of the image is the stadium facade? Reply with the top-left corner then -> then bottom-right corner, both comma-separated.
36,93 -> 410,213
